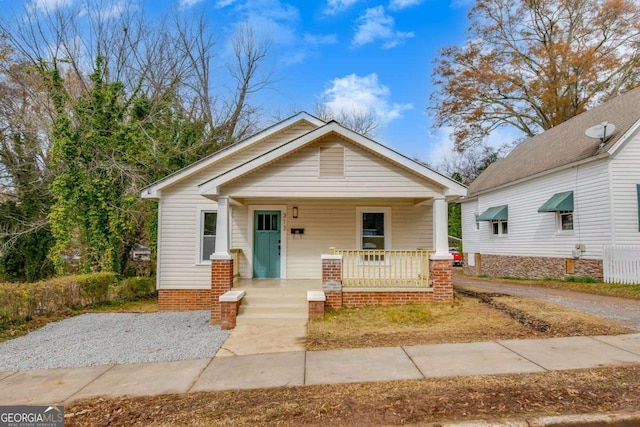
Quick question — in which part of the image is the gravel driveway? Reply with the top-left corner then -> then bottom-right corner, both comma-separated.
455,276 -> 640,330
0,311 -> 230,372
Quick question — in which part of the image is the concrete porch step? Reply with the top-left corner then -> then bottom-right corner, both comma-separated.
238,305 -> 307,316
235,312 -> 308,326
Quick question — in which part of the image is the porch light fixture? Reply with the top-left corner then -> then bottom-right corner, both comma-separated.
292,206 -> 299,218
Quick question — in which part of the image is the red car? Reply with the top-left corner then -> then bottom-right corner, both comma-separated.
449,248 -> 464,267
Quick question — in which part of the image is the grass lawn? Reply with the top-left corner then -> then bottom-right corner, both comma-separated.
0,297 -> 158,343
306,292 -> 632,351
462,273 -> 640,300
65,365 -> 640,427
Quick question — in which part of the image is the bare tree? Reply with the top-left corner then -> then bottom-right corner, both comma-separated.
313,102 -> 379,137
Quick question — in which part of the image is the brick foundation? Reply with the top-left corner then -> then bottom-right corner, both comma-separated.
158,289 -> 210,310
220,300 -> 242,330
211,257 -> 234,325
463,253 -> 603,281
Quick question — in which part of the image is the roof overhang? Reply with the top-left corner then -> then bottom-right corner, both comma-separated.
538,191 -> 573,212
477,205 -> 508,221
197,121 -> 468,198
140,112 -> 326,200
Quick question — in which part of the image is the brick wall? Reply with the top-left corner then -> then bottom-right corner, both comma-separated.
308,300 -> 325,320
158,289 -> 210,310
220,300 -> 242,330
342,291 -> 435,307
211,258 -> 234,324
464,253 -> 603,281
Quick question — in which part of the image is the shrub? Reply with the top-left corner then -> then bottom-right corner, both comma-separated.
113,277 -> 156,301
76,273 -> 117,305
0,272 -> 146,328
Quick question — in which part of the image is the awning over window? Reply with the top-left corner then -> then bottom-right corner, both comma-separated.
477,205 -> 508,221
538,191 -> 573,212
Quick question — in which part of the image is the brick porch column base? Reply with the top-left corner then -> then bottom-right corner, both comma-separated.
430,259 -> 454,302
211,254 -> 234,325
322,254 -> 343,309
308,291 -> 326,321
220,300 -> 241,330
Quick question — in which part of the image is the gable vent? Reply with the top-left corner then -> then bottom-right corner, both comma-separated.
319,146 -> 345,178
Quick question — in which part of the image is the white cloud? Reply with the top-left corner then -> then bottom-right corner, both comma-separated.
319,73 -> 413,126
388,0 -> 424,10
215,0 -> 237,7
98,0 -> 128,19
426,126 -> 517,169
325,0 -> 362,15
179,0 -> 206,7
31,0 -> 74,11
224,1 -> 335,65
352,6 -> 414,49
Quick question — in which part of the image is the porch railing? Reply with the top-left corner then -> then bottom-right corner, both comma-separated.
332,249 -> 433,288
230,248 -> 241,284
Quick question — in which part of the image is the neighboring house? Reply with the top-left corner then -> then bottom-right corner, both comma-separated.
131,245 -> 151,261
141,112 -> 466,314
461,88 -> 640,283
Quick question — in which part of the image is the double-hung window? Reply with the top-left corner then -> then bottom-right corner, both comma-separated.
356,207 -> 391,261
201,211 -> 217,263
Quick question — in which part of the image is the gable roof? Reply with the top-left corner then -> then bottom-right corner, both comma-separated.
467,87 -> 640,196
140,112 -> 325,198
198,120 -> 467,197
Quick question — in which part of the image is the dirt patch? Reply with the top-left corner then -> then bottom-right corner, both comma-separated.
458,288 -> 551,332
306,293 -> 631,351
64,366 -> 640,427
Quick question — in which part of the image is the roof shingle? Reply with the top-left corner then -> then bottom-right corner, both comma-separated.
467,87 -> 640,196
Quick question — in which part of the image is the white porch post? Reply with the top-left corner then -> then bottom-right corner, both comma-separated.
214,196 -> 230,255
431,197 -> 452,260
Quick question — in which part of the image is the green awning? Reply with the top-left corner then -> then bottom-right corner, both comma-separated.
477,205 -> 508,221
538,191 -> 574,212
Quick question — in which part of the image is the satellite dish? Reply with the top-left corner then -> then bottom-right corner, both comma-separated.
585,121 -> 616,141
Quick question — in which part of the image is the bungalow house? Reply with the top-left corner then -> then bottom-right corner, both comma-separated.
141,112 -> 466,323
461,88 -> 640,284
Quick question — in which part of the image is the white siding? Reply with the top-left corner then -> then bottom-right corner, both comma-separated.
157,123 -> 316,290
465,159 -> 612,260
220,138 -> 444,198
610,132 -> 640,245
229,199 -> 433,279
461,198 -> 480,255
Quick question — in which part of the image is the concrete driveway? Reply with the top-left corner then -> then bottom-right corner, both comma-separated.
455,275 -> 640,330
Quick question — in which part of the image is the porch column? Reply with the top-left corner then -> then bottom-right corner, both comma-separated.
432,197 -> 451,259
215,196 -> 230,255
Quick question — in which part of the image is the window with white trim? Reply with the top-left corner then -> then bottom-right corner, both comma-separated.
356,207 -> 391,251
557,211 -> 573,232
201,211 -> 217,262
491,220 -> 508,236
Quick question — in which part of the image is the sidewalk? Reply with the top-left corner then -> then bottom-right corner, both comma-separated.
1,333 -> 639,406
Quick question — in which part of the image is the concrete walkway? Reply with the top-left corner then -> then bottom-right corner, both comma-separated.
1,333 -> 640,406
455,275 -> 640,330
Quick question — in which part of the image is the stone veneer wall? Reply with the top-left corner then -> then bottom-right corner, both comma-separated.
463,253 -> 603,281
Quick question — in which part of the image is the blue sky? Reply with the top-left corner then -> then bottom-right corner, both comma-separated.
196,0 -> 474,165
5,0 -> 481,166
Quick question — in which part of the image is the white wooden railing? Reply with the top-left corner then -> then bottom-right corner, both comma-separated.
603,245 -> 640,285
332,249 -> 433,288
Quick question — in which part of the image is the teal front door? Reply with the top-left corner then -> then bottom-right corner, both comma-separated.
253,210 -> 281,278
